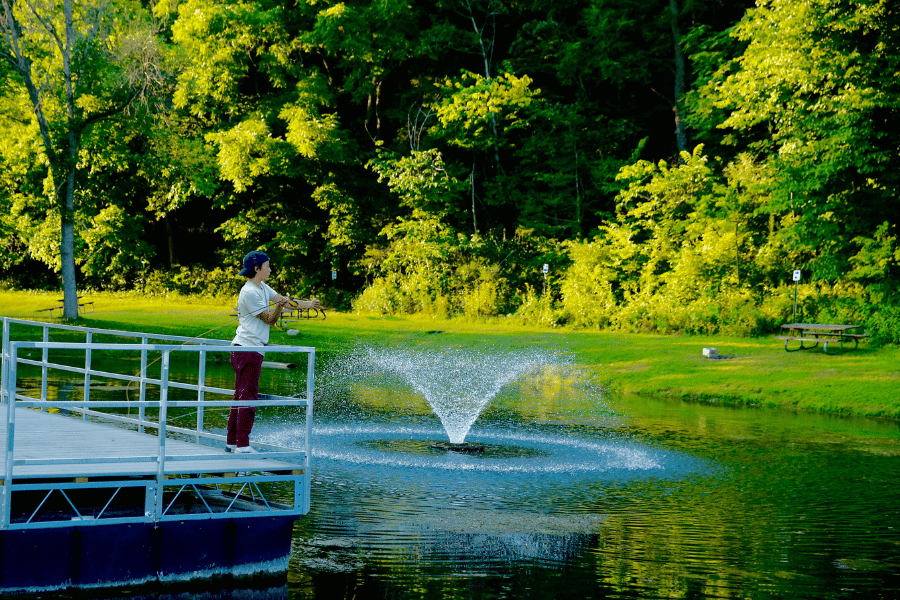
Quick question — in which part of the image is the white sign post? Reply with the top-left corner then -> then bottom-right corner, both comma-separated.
792,270 -> 801,322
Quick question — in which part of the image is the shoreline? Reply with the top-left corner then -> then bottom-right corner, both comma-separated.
3,289 -> 898,420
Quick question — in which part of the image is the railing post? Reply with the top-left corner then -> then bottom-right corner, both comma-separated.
304,348 -> 315,513
1,399 -> 10,530
139,336 -> 148,434
1,318 -> 9,405
40,327 -> 49,411
83,332 -> 93,420
196,347 -> 207,443
2,342 -> 19,530
155,348 -> 170,523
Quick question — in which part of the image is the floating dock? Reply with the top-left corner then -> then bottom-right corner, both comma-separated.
1,318 -> 314,594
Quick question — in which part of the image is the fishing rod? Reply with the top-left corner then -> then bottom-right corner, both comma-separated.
124,298 -> 327,402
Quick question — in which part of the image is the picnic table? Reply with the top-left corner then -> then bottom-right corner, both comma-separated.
37,296 -> 94,317
280,306 -> 326,321
775,323 -> 868,354
228,304 -> 326,321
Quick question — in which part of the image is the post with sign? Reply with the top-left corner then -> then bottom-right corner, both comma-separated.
792,269 -> 801,322
542,263 -> 549,295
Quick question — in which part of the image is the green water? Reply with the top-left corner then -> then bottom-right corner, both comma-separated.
279,366 -> 900,600
10,357 -> 900,599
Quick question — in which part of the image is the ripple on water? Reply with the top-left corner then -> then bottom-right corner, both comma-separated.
261,423 -> 709,477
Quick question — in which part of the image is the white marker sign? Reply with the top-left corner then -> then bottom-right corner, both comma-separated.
542,264 -> 549,274
792,270 -> 801,282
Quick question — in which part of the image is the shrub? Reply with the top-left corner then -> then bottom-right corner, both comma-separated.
352,276 -> 401,314
560,240 -> 620,328
140,267 -> 244,299
513,284 -> 561,326
865,305 -> 900,346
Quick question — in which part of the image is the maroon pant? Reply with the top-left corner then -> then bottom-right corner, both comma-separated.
228,349 -> 264,447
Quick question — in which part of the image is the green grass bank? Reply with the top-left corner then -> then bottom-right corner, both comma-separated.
3,290 -> 899,419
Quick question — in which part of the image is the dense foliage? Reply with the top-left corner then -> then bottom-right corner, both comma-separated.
2,0 -> 898,342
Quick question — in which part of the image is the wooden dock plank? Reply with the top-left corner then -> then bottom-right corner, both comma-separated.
1,407 -> 301,479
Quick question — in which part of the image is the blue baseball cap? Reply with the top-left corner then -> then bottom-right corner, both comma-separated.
239,251 -> 270,277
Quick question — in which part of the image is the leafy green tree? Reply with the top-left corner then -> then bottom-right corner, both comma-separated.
697,0 -> 900,282
1,0 -> 173,316
615,145 -> 718,292
368,147 -> 466,219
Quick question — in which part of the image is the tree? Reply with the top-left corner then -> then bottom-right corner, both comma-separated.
0,0 -> 172,317
698,0 -> 900,281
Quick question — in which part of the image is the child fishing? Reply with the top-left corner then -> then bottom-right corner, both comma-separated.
228,250 -> 320,452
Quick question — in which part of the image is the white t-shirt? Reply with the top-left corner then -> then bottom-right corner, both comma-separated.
232,280 -> 279,352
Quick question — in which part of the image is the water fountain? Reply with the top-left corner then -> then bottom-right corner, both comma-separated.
358,346 -> 552,451
256,343 -> 682,590
270,343 -> 670,474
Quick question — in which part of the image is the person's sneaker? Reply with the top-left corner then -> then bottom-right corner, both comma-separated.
225,444 -> 237,453
234,446 -> 258,453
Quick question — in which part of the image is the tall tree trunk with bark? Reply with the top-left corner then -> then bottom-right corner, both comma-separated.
60,169 -> 78,317
470,162 -> 478,234
166,215 -> 177,267
462,0 -> 504,175
669,0 -> 689,157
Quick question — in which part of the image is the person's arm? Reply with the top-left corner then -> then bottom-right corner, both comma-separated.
271,292 -> 320,311
255,297 -> 290,326
247,284 -> 287,326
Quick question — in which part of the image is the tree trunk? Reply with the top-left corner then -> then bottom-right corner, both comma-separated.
735,218 -> 741,285
365,78 -> 383,141
669,0 -> 688,157
59,165 -> 78,318
574,145 -> 582,237
470,162 -> 478,234
60,0 -> 80,319
465,0 -> 504,175
166,215 -> 176,267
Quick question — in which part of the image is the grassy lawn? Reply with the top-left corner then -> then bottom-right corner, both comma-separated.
3,289 -> 899,418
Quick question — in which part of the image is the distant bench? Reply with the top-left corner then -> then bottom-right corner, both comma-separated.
280,307 -> 325,321
229,305 -> 326,321
37,297 -> 94,318
776,323 -> 868,354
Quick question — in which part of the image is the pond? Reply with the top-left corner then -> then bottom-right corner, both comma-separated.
270,347 -> 900,599
14,348 -> 900,599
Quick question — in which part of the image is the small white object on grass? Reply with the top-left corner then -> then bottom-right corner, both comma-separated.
287,329 -> 299,336
702,347 -> 719,359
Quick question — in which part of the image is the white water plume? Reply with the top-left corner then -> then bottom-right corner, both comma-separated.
361,347 -> 554,444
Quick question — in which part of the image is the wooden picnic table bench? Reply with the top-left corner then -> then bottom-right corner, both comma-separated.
280,306 -> 326,321
776,323 -> 868,354
228,304 -> 326,321
37,296 -> 94,317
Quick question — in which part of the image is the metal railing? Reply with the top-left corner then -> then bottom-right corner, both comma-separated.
1,318 -> 314,531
